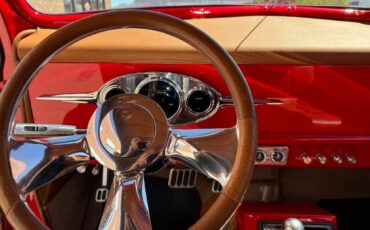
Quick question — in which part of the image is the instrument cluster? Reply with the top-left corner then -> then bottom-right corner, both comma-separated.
97,72 -> 232,126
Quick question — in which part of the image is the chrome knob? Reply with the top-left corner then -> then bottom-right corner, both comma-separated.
316,154 -> 327,165
332,154 -> 343,164
256,150 -> 267,163
272,151 -> 285,163
76,165 -> 87,174
346,155 -> 357,164
301,153 -> 312,165
284,218 -> 305,230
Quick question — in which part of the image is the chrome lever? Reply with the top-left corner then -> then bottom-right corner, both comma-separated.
14,123 -> 86,137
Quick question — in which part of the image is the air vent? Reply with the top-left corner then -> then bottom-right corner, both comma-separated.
212,180 -> 222,193
168,168 -> 197,189
260,222 -> 333,230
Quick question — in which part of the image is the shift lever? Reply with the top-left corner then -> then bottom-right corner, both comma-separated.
284,218 -> 305,230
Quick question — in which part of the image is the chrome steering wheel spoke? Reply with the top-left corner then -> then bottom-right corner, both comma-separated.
166,127 -> 238,187
9,134 -> 90,194
99,172 -> 152,230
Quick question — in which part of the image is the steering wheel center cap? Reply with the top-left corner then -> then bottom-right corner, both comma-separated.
99,106 -> 155,157
86,94 -> 169,173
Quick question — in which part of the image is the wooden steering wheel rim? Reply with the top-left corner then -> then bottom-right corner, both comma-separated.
0,10 -> 257,229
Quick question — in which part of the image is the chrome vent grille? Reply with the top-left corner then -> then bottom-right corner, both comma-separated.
168,168 -> 197,189
212,180 -> 223,193
260,222 -> 333,230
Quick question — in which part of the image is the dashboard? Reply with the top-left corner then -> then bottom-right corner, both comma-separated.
13,15 -> 370,170
27,63 -> 370,170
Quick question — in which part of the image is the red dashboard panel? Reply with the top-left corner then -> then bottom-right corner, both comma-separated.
26,63 -> 370,168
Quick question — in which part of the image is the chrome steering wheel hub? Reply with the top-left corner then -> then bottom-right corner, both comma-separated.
86,94 -> 169,173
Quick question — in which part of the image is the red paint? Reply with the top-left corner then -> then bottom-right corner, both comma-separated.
26,193 -> 43,222
236,202 -> 337,229
0,0 -> 33,41
0,8 -> 15,80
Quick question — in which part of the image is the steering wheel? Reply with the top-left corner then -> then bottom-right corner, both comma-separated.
0,10 -> 257,229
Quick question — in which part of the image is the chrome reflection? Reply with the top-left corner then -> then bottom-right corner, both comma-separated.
10,135 -> 89,194
99,108 -> 155,157
166,127 -> 238,186
14,123 -> 84,137
86,94 -> 168,173
37,92 -> 97,104
99,173 -> 151,230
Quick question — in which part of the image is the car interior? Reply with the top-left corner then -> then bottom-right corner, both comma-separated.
0,0 -> 370,229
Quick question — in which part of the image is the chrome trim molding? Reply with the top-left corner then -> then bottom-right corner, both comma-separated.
37,92 -> 97,104
220,96 -> 284,106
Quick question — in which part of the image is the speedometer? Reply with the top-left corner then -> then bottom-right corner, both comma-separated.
137,80 -> 180,118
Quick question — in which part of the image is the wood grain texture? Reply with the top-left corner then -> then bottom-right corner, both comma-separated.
16,16 -> 370,65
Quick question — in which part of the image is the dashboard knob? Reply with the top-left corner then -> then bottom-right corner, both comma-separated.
256,150 -> 267,163
284,218 -> 304,230
346,155 -> 357,164
332,154 -> 343,164
316,154 -> 327,165
76,166 -> 87,174
272,151 -> 285,163
301,153 -> 312,165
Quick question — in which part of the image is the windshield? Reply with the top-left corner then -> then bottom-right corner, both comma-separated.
26,0 -> 361,15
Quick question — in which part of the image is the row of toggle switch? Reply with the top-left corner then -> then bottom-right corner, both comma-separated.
301,153 -> 357,165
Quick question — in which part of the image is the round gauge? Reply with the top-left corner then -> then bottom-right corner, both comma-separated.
138,80 -> 180,118
186,89 -> 213,114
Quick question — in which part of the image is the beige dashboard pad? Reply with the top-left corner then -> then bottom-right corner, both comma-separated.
16,16 -> 370,65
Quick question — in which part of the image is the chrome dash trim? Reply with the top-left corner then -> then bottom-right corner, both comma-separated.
220,96 -> 284,106
37,92 -> 98,104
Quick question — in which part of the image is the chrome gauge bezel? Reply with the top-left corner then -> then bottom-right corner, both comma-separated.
185,86 -> 218,116
77,72 -> 226,126
99,85 -> 126,103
